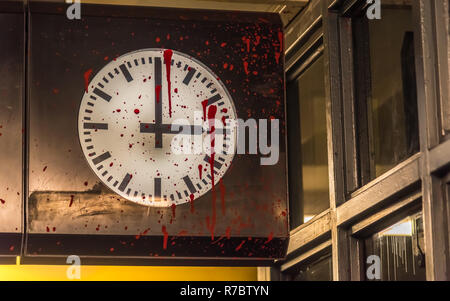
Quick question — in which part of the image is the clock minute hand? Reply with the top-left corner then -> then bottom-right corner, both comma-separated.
154,57 -> 163,148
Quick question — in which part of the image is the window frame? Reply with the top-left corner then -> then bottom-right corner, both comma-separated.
261,0 -> 450,281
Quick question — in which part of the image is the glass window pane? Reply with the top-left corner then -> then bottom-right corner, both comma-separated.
367,4 -> 420,177
285,254 -> 333,281
364,212 -> 426,281
287,56 -> 329,229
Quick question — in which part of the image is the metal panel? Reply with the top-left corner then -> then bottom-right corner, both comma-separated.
25,1 -> 288,262
0,3 -> 24,257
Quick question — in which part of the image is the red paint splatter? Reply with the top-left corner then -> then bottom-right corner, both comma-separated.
242,36 -> 250,52
171,203 -> 176,218
163,49 -> 173,117
206,105 -> 218,240
275,52 -> 280,64
162,225 -> 168,250
116,109 -> 121,112
83,69 -> 93,93
43,166 -> 47,172
9,245 -> 14,251
84,181 -> 88,186
278,31 -> 283,52
189,194 -> 195,213
225,227 -> 231,239
243,61 -> 249,75
264,232 -> 274,244
155,85 -> 162,103
69,195 -> 74,207
134,109 -> 140,114
0,199 -> 5,204
198,164 -> 202,179
235,240 -> 245,251
201,99 -> 208,121
219,178 -> 226,215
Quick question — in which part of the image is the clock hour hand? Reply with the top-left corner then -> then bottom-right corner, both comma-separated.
140,123 -> 204,135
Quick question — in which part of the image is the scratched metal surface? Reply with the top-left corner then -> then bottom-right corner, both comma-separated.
0,12 -> 23,235
26,2 -> 287,258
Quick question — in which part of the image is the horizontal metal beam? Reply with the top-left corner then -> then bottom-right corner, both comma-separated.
429,139 -> 450,173
287,209 -> 331,255
79,0 -> 309,12
281,239 -> 331,271
337,153 -> 421,226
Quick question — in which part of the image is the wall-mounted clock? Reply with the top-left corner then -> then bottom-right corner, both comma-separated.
25,2 -> 288,263
78,49 -> 237,207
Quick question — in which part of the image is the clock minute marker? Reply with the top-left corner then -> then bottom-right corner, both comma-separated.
207,94 -> 222,106
204,155 -> 223,169
119,64 -> 133,82
92,151 -> 111,165
93,87 -> 112,102
154,177 -> 162,201
83,122 -> 108,130
183,176 -> 197,194
118,173 -> 133,192
183,67 -> 196,85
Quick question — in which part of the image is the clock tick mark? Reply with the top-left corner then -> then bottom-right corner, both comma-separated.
93,88 -> 112,102
183,176 -> 197,194
92,151 -> 111,165
118,173 -> 133,192
83,122 -> 108,130
154,177 -> 162,200
119,64 -> 133,82
183,67 -> 196,85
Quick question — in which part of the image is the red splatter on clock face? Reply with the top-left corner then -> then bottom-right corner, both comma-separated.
78,49 -> 237,207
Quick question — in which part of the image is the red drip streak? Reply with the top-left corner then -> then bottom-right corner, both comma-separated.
278,31 -> 283,52
189,194 -> 195,213
69,195 -> 74,207
219,178 -> 226,215
201,99 -> 208,121
198,164 -> 203,179
207,105 -> 217,240
83,69 -> 93,93
155,85 -> 162,103
163,49 -> 173,117
225,227 -> 231,239
170,204 -> 176,218
265,232 -> 274,244
162,226 -> 168,250
243,61 -> 249,75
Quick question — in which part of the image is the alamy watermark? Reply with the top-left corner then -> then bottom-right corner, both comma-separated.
366,255 -> 381,280
66,0 -> 81,20
168,113 -> 280,166
366,0 -> 381,20
66,255 -> 81,279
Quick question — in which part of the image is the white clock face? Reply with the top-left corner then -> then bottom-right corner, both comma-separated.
78,49 -> 237,207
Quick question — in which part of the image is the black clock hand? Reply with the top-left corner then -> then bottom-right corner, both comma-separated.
154,57 -> 163,148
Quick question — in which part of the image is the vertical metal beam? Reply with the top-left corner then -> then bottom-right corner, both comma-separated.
414,0 -> 450,280
322,1 -> 351,281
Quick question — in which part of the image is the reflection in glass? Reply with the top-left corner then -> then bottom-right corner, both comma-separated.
364,212 -> 426,281
367,4 -> 419,177
285,254 -> 333,281
287,56 -> 329,229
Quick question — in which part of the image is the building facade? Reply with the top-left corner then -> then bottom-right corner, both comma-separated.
258,0 -> 450,281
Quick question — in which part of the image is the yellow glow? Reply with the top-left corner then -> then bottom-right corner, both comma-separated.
0,259 -> 257,281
